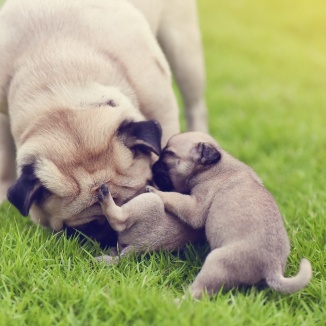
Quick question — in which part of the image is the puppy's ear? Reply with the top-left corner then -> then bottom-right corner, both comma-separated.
194,142 -> 221,165
7,164 -> 43,216
117,120 -> 162,155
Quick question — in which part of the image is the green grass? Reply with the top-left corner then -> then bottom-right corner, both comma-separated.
1,0 -> 325,325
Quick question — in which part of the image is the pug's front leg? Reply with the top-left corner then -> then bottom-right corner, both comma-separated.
0,114 -> 16,203
97,184 -> 130,232
146,186 -> 203,229
95,244 -> 138,266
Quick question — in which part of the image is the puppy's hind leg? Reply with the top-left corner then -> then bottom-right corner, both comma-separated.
0,113 -> 16,203
189,245 -> 262,299
98,185 -> 164,233
97,184 -> 130,232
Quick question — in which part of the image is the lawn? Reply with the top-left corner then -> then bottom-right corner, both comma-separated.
0,0 -> 325,325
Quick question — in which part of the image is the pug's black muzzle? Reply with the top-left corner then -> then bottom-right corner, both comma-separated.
152,160 -> 174,191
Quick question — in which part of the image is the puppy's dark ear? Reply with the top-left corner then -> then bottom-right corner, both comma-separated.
7,164 -> 43,216
117,120 -> 162,155
195,142 -> 221,165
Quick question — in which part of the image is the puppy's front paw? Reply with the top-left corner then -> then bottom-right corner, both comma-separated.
97,184 -> 110,202
145,185 -> 156,193
94,255 -> 119,265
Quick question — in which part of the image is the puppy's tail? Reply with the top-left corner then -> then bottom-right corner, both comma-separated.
266,258 -> 312,294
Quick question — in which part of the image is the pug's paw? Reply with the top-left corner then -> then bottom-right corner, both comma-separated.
94,255 -> 119,265
97,183 -> 110,202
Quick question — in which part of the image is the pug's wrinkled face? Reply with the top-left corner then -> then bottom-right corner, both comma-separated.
152,132 -> 221,193
7,107 -> 162,235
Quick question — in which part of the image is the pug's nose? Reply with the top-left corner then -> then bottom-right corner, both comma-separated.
152,160 -> 167,174
152,161 -> 174,191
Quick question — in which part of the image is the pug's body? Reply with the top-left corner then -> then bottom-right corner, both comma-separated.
0,0 -> 207,242
142,132 -> 310,297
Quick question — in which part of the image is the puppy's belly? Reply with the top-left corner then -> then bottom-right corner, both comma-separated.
118,213 -> 205,252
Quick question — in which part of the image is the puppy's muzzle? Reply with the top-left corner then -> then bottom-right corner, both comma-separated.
152,160 -> 174,191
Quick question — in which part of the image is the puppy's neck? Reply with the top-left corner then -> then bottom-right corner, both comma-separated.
188,153 -> 263,193
187,164 -> 219,189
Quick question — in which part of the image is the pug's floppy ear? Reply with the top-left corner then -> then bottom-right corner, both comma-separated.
7,164 -> 43,216
193,142 -> 221,165
117,120 -> 162,155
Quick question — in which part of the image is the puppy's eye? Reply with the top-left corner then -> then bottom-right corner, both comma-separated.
163,150 -> 176,157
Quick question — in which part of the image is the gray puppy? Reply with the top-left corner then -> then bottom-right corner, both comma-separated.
96,184 -> 204,263
146,131 -> 312,298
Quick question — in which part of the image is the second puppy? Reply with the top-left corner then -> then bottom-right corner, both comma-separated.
148,132 -> 312,298
96,184 -> 204,262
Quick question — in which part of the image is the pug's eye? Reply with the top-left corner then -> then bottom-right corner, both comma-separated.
106,99 -> 117,107
34,186 -> 51,204
163,150 -> 176,157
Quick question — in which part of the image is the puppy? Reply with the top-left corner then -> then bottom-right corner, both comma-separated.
0,0 -> 207,243
95,184 -> 204,263
147,132 -> 312,298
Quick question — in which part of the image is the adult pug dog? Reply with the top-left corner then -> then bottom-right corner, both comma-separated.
0,0 -> 207,245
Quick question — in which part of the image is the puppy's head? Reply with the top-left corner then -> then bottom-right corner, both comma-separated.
7,105 -> 162,236
153,132 -> 221,193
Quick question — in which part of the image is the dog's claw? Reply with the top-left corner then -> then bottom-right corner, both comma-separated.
98,183 -> 109,202
145,186 -> 154,193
